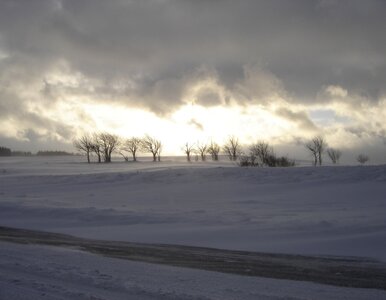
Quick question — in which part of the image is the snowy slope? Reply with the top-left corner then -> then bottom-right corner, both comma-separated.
1,157 -> 385,261
1,157 -> 386,299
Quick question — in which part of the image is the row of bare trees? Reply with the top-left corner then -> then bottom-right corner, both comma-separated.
182,137 -> 293,167
75,133 -> 369,166
120,136 -> 162,162
182,141 -> 222,162
305,136 -> 344,166
305,135 -> 370,165
182,137 -> 241,162
73,133 -> 119,163
74,133 -> 163,163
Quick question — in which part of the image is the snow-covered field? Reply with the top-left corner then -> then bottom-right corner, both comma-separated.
1,156 -> 386,299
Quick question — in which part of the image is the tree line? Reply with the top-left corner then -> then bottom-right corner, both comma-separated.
304,135 -> 369,166
0,135 -> 370,165
73,133 -> 162,163
74,133 -> 371,166
0,147 -> 32,157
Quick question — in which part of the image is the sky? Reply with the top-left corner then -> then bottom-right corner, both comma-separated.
0,0 -> 386,162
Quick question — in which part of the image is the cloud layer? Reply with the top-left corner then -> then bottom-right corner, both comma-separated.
1,0 -> 386,160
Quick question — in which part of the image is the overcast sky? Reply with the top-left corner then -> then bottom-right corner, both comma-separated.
1,0 -> 386,162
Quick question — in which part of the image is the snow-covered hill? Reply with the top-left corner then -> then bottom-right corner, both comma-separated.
1,156 -> 386,299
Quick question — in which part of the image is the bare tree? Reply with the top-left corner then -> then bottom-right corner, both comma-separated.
305,136 -> 326,166
90,133 -> 102,163
121,137 -> 142,162
156,142 -> 162,161
357,154 -> 369,165
98,132 -> 120,163
182,142 -> 195,162
223,136 -> 241,161
249,141 -> 273,166
208,141 -> 220,161
196,142 -> 208,161
73,134 -> 93,163
327,148 -> 342,164
141,135 -> 162,162
240,142 -> 294,168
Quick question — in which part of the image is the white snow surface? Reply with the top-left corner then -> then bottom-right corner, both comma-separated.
1,156 -> 386,299
1,241 -> 386,300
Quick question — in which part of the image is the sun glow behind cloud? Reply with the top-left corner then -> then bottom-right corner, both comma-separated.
2,58 -> 386,161
57,100 -> 295,155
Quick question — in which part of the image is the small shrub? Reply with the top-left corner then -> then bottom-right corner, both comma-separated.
357,154 -> 369,165
238,153 -> 294,168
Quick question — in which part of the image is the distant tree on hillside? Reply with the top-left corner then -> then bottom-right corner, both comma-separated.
239,142 -> 294,167
223,136 -> 241,161
208,141 -> 220,161
327,148 -> 342,164
90,133 -> 103,163
98,132 -> 120,163
196,142 -> 208,161
182,142 -> 195,162
357,154 -> 369,165
0,146 -> 11,156
120,137 -> 142,162
141,135 -> 162,162
249,141 -> 272,166
73,134 -> 93,163
305,136 -> 326,166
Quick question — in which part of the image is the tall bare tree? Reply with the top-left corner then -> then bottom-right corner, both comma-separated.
327,148 -> 342,164
196,142 -> 208,161
182,142 -> 195,162
305,136 -> 326,166
223,136 -> 241,161
141,135 -> 162,162
98,132 -> 120,163
208,141 -> 220,161
121,137 -> 142,162
73,134 -> 93,163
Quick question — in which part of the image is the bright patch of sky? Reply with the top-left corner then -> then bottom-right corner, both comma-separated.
309,109 -> 351,126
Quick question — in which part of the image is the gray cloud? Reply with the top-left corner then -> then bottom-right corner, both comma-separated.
275,108 -> 318,132
188,119 -> 204,131
1,0 -> 386,155
1,0 -> 385,107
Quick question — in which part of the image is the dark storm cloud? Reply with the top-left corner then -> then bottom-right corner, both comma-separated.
1,0 -> 386,110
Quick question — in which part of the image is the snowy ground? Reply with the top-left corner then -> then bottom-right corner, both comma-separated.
1,156 -> 386,299
1,241 -> 386,300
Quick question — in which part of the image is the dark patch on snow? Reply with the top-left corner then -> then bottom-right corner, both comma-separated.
1,226 -> 386,291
